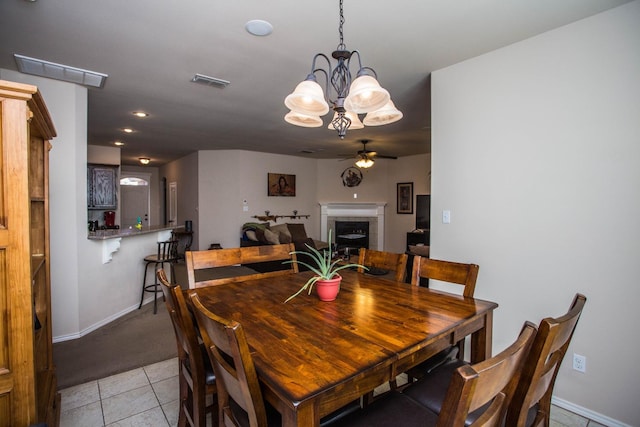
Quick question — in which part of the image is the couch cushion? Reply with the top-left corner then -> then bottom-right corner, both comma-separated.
271,223 -> 292,243
287,223 -> 308,242
263,228 -> 280,245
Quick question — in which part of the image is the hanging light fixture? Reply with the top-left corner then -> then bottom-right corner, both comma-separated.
284,0 -> 401,139
355,153 -> 375,169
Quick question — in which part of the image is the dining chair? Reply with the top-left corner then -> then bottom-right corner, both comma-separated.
189,292 -> 361,427
185,243 -> 298,288
334,322 -> 537,427
157,269 -> 217,427
139,239 -> 179,314
357,248 -> 409,282
409,256 -> 480,375
505,293 -> 587,427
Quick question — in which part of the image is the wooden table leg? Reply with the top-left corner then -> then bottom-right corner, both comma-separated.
470,310 -> 493,363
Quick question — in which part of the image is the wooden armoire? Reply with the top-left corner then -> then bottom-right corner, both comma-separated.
0,80 -> 60,426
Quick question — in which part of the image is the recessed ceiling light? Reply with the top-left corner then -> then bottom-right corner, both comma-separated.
245,20 -> 273,36
132,111 -> 148,118
122,128 -> 134,133
113,141 -> 125,146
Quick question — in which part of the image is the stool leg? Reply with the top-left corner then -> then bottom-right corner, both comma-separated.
153,262 -> 160,314
139,261 -> 151,309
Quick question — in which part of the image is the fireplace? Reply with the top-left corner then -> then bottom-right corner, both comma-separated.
320,203 -> 386,250
335,221 -> 369,252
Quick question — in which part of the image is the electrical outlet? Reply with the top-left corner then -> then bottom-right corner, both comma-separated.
573,353 -> 586,373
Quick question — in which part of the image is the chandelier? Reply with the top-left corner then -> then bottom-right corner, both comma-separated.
284,0 -> 402,139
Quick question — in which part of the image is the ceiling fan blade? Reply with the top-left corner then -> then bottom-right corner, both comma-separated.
375,154 -> 397,159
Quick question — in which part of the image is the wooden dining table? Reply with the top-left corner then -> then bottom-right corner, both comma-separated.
189,268 -> 497,427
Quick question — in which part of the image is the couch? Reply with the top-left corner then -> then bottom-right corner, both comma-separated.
241,222 -> 329,272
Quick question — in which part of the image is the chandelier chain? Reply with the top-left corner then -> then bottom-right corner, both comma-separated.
337,0 -> 346,51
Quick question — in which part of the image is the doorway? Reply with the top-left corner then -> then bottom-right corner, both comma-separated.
120,173 -> 151,227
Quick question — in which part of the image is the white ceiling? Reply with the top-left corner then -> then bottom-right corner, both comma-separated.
0,0 -> 631,165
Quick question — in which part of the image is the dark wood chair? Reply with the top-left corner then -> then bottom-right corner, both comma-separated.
334,322 -> 537,427
185,243 -> 298,288
189,292 -> 361,427
357,248 -> 409,282
157,269 -> 217,427
139,239 -> 179,313
407,256 -> 480,379
505,293 -> 587,427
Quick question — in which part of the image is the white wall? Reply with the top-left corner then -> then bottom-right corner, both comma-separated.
431,2 -> 640,424
197,150 -> 320,249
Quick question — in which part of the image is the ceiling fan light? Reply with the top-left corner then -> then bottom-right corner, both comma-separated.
284,110 -> 323,128
328,110 -> 364,130
355,155 -> 374,168
344,75 -> 390,114
363,100 -> 403,126
284,80 -> 330,116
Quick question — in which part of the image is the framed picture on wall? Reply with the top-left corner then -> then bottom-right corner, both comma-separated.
268,173 -> 296,196
397,182 -> 413,214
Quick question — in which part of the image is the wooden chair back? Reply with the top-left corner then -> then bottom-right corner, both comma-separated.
185,243 -> 297,288
411,256 -> 479,297
506,294 -> 587,427
157,269 -> 216,427
437,322 -> 537,427
190,292 -> 268,427
357,248 -> 409,282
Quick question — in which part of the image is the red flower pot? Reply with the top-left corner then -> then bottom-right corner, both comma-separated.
316,275 -> 342,301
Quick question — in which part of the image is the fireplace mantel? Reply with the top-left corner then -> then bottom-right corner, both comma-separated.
320,203 -> 386,250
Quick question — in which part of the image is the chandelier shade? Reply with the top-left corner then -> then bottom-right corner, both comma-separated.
363,100 -> 403,126
284,79 -> 330,116
344,75 -> 390,114
285,110 -> 323,127
283,0 -> 401,139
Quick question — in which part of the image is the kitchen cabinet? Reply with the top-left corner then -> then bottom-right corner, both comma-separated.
88,163 -> 119,209
0,80 -> 60,426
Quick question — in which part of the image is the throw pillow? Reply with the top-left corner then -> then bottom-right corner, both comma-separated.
286,223 -> 308,242
263,228 -> 280,245
245,230 -> 258,241
278,232 -> 292,244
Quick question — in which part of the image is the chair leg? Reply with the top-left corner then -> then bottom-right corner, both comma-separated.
139,261 -> 151,309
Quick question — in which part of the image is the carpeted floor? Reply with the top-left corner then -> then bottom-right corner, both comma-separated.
53,301 -> 178,390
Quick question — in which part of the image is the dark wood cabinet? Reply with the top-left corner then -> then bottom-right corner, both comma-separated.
88,163 -> 119,209
406,231 -> 429,251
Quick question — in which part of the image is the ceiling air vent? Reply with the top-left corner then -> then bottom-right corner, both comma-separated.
14,54 -> 108,88
191,73 -> 230,89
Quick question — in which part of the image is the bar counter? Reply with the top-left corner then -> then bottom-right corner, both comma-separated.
87,224 -> 181,240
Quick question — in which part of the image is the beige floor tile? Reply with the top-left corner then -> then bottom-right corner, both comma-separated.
161,399 -> 180,427
144,357 -> 179,383
59,380 -> 100,412
99,368 -> 150,399
59,401 -> 104,427
105,406 -> 169,426
152,375 -> 179,405
550,405 -> 589,427
102,384 -> 159,425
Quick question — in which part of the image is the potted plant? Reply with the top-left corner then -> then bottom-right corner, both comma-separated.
284,230 -> 367,302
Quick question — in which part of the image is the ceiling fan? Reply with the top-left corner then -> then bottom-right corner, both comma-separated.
341,140 -> 397,168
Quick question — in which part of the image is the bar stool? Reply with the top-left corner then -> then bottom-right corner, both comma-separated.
139,239 -> 179,314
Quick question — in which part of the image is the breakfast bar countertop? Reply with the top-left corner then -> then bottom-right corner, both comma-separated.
87,224 -> 182,240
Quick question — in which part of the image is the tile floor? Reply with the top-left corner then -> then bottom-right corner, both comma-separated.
59,357 -> 606,427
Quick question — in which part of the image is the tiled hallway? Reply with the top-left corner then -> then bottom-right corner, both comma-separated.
59,357 -> 607,427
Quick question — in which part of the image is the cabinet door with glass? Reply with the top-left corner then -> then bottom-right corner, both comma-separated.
88,163 -> 119,209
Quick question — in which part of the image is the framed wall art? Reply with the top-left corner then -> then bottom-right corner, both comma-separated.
268,173 -> 296,196
397,182 -> 413,214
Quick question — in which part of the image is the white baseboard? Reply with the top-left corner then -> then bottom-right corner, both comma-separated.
552,396 -> 631,427
53,301 -> 150,343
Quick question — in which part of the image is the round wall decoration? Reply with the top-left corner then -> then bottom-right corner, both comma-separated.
341,167 -> 363,187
